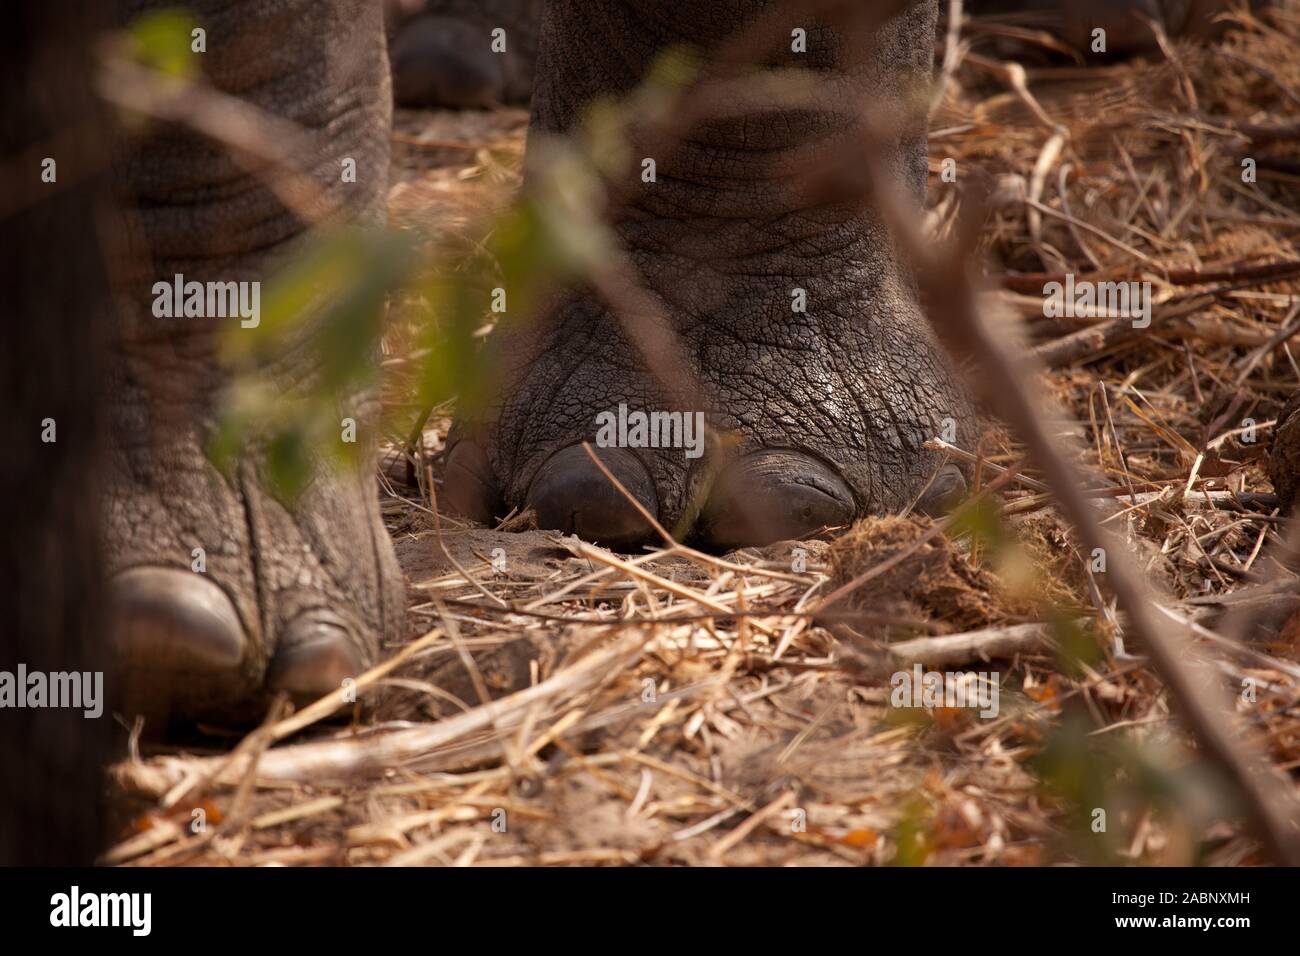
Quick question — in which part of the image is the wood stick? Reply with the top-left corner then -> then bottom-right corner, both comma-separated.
112,627 -> 656,797
888,622 -> 1054,668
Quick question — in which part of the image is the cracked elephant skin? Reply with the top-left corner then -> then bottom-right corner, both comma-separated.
103,0 -> 405,729
445,0 -> 975,549
71,0 -> 973,731
383,0 -> 1245,113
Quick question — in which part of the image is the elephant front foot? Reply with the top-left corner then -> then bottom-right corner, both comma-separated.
442,0 -> 973,551
444,233 -> 974,552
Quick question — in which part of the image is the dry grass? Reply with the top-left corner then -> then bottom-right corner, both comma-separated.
106,11 -> 1300,867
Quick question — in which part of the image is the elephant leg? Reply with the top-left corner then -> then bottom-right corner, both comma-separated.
446,0 -> 974,549
386,0 -> 541,108
106,0 -> 405,728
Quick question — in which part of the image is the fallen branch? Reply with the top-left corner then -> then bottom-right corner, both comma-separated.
1000,260 -> 1300,294
933,253 -> 1300,863
112,626 -> 656,798
889,622 -> 1054,669
854,125 -> 1300,863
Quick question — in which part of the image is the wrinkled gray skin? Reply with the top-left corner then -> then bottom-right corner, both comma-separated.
443,0 -> 974,549
385,0 -> 1244,113
44,0 -> 1266,731
108,0 -> 970,727
386,0 -> 541,107
107,0 -> 404,727
442,0 -> 1249,547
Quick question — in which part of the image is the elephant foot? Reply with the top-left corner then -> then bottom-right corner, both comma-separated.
447,290 -> 971,552
105,403 -> 405,730
96,0 -> 404,733
386,1 -> 539,109
444,0 -> 973,551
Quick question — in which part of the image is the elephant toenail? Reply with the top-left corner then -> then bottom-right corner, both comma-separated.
442,440 -> 501,523
700,449 -> 855,550
110,567 -> 250,726
266,611 -> 367,708
915,464 -> 968,517
525,445 -> 658,548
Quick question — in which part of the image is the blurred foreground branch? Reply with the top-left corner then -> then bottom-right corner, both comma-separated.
859,143 -> 1300,863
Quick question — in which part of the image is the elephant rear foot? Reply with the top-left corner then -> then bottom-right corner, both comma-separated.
386,0 -> 540,109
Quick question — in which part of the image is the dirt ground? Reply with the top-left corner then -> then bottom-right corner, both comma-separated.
106,9 -> 1300,866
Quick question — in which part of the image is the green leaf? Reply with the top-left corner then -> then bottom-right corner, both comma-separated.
127,8 -> 201,80
949,493 -> 1007,552
1051,612 -> 1101,677
889,799 -> 932,866
265,424 -> 311,502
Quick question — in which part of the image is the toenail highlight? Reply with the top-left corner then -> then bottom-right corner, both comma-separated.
267,611 -> 366,707
525,445 -> 658,549
700,449 -> 855,550
110,567 -> 250,726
